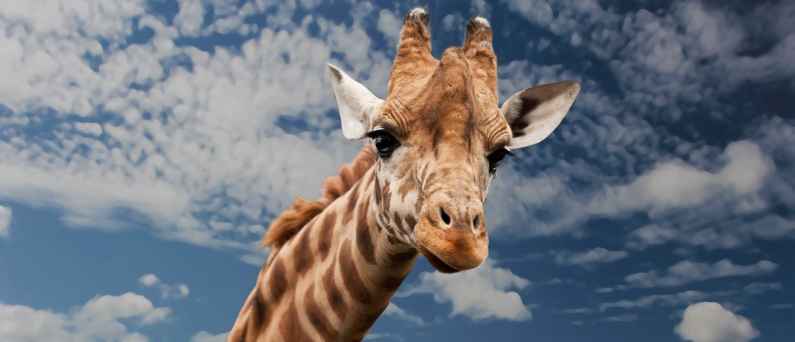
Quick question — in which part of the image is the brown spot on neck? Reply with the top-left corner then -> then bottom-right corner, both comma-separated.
317,211 -> 336,260
304,283 -> 338,340
356,199 -> 376,264
292,220 -> 315,274
343,180 -> 362,225
279,300 -> 312,341
323,264 -> 346,321
268,259 -> 288,303
339,240 -> 373,304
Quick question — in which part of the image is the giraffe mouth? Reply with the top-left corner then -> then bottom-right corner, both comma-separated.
419,246 -> 460,273
414,216 -> 489,273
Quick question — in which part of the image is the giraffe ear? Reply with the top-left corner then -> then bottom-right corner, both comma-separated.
500,81 -> 580,149
327,63 -> 384,140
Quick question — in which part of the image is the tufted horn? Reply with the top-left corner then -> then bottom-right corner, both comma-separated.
463,16 -> 497,95
387,7 -> 438,96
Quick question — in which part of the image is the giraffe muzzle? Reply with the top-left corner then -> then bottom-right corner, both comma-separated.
414,201 -> 489,273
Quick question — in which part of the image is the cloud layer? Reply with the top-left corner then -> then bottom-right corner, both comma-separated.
0,292 -> 169,342
626,259 -> 778,288
0,0 -> 392,259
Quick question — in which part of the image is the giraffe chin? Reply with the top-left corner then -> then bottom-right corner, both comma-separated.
415,222 -> 489,273
419,246 -> 460,273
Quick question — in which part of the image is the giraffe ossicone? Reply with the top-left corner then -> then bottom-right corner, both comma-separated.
230,7 -> 580,341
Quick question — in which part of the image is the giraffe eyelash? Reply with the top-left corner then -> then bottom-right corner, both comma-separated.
487,147 -> 511,174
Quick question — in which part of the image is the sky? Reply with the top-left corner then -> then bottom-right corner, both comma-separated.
0,0 -> 794,341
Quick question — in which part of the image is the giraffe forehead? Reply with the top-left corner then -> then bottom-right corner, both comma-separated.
380,51 -> 506,147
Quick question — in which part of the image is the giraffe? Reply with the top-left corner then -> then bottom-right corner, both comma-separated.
229,8 -> 580,341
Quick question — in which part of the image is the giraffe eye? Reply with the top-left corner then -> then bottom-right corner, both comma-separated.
487,147 -> 511,174
367,129 -> 400,158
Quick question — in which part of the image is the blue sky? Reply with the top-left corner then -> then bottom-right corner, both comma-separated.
0,0 -> 794,341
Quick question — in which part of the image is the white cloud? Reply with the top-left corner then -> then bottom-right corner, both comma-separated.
470,0 -> 492,17
487,169 -> 584,236
675,302 -> 759,342
402,260 -> 532,321
626,259 -> 778,288
383,303 -> 424,326
76,293 -> 171,326
627,224 -> 678,250
0,162 -> 192,235
0,292 -> 169,342
600,313 -> 638,323
589,141 -> 772,218
138,273 -> 190,299
0,0 -> 147,114
74,122 -> 103,136
600,290 -> 711,312
0,0 -> 145,38
0,205 -> 11,238
376,9 -> 401,44
553,247 -> 627,267
174,0 -> 205,36
191,331 -> 228,342
743,282 -> 782,295
138,274 -> 159,287
562,307 -> 593,315
239,247 -> 270,267
441,13 -> 464,32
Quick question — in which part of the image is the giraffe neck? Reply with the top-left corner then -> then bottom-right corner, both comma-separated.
230,167 -> 418,341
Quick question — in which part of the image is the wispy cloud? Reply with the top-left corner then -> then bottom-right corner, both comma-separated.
743,282 -> 783,296
600,314 -> 638,323
0,205 -> 11,238
138,273 -> 190,299
561,307 -> 593,315
625,259 -> 778,288
384,303 -> 425,326
599,290 -> 713,312
191,330 -> 229,342
552,247 -> 628,267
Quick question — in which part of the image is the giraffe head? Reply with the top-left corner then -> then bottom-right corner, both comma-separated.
327,9 -> 579,273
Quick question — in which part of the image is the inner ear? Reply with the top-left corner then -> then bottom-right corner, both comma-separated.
501,81 -> 580,149
327,64 -> 384,140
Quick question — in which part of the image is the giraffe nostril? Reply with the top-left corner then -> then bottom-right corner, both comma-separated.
472,214 -> 480,228
439,207 -> 451,226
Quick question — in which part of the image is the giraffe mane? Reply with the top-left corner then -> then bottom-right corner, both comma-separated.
261,145 -> 377,248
